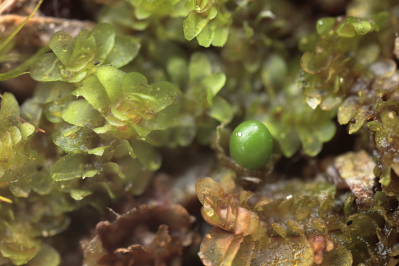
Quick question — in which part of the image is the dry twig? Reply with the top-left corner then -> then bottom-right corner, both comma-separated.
0,14 -> 94,46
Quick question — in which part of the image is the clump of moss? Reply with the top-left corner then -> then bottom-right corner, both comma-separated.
1,0 -> 399,265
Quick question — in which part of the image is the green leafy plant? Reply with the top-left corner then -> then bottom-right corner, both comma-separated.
31,23 -> 140,82
2,0 -> 399,265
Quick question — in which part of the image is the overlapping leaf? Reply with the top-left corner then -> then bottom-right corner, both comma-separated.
30,23 -> 140,83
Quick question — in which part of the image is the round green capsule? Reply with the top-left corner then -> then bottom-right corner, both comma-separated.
229,120 -> 273,169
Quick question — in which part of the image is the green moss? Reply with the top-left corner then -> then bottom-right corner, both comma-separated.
1,0 -> 399,265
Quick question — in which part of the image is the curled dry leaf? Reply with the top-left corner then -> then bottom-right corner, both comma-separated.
197,171 -> 399,266
82,203 -> 195,266
196,176 -> 353,266
196,177 -> 264,237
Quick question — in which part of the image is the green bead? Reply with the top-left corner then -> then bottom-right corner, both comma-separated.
229,120 -> 273,169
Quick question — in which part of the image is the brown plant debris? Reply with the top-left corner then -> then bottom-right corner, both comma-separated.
0,14 -> 94,46
327,150 -> 376,206
82,203 -> 196,266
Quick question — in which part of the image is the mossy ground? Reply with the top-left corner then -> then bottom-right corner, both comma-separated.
1,0 -> 399,265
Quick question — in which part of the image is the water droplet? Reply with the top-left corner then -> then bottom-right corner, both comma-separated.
203,203 -> 215,217
306,96 -> 321,109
